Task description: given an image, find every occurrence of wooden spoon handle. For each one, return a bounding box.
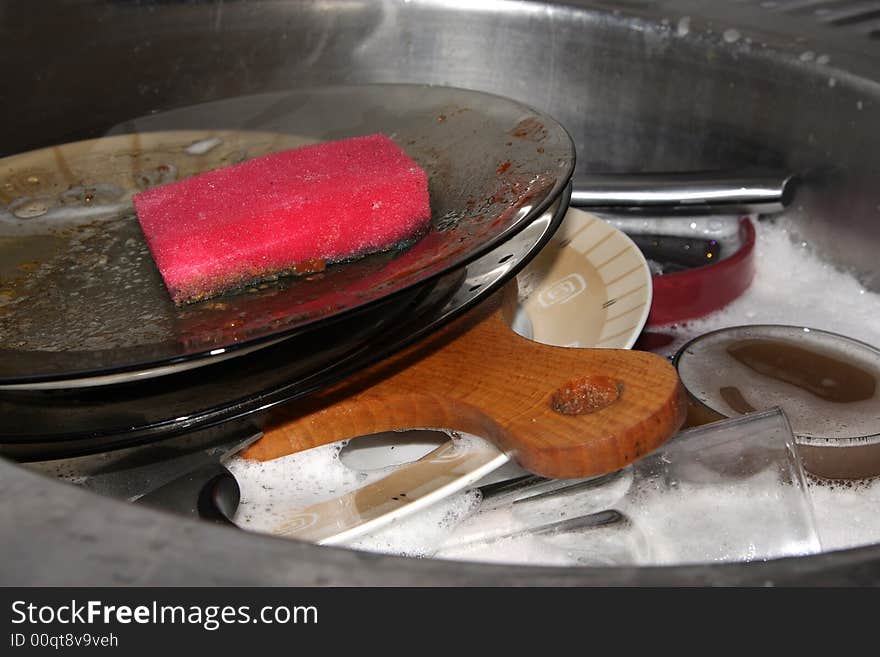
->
[244,285,687,478]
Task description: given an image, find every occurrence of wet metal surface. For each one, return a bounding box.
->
[2,0,880,585]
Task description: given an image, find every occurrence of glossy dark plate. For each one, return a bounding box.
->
[0,191,569,460]
[0,84,575,387]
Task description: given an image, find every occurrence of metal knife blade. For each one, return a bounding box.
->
[271,438,510,546]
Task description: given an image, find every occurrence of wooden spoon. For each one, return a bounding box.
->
[242,284,687,479]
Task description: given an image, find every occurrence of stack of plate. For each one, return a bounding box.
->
[0,85,577,459]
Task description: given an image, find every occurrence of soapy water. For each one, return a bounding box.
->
[651,214,880,358]
[227,438,483,559]
[435,467,819,566]
[228,429,852,566]
[227,213,880,566]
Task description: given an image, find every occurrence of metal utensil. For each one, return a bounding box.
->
[571,170,797,214]
[270,439,509,545]
[261,446,633,546]
[435,409,821,565]
[26,431,260,521]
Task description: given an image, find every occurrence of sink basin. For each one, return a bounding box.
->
[2,0,879,585]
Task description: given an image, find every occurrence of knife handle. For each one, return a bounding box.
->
[135,462,240,524]
[243,285,686,479]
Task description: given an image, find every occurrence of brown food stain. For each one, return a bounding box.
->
[508,117,548,142]
[551,376,622,415]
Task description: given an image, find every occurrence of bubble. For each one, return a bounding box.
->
[58,183,126,207]
[676,16,690,37]
[9,195,53,219]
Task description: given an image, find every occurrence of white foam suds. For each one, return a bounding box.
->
[676,16,690,37]
[653,215,880,357]
[229,215,880,566]
[800,50,816,62]
[435,470,820,567]
[722,29,740,44]
[228,442,377,534]
[227,434,486,555]
[808,477,880,552]
[348,491,483,558]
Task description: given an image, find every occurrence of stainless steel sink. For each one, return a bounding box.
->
[2,0,880,585]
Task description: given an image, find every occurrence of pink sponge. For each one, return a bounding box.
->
[133,133,431,304]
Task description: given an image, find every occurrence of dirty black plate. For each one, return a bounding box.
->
[0,191,569,460]
[0,84,575,387]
